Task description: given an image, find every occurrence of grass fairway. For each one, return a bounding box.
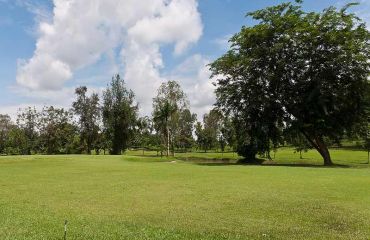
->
[0,150,369,239]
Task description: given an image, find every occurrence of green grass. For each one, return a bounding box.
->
[0,149,369,239]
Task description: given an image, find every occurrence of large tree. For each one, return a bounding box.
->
[132,116,157,154]
[38,106,76,154]
[210,1,370,165]
[72,86,100,154]
[175,109,197,151]
[195,121,206,152]
[0,114,13,154]
[102,74,138,155]
[203,109,222,151]
[195,109,225,152]
[16,107,39,155]
[152,81,190,156]
[5,127,28,155]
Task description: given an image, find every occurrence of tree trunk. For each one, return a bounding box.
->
[314,136,333,166]
[301,131,333,166]
[171,139,175,157]
[300,150,302,159]
[167,124,170,157]
[87,146,91,155]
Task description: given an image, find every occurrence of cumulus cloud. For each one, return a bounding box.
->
[213,34,233,51]
[0,88,74,121]
[168,54,216,119]
[16,0,203,115]
[1,86,106,121]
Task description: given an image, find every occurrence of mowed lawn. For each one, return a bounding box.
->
[0,149,369,239]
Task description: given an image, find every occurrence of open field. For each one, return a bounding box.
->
[0,149,369,239]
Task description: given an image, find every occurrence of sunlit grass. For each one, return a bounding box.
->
[0,149,369,239]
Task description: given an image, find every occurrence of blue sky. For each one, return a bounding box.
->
[0,0,368,118]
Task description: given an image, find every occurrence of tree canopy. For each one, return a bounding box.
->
[210,1,370,165]
[152,81,193,156]
[102,74,138,155]
[72,86,100,154]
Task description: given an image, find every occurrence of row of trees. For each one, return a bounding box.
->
[0,75,139,155]
[0,76,238,156]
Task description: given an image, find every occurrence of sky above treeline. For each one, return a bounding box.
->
[0,0,369,119]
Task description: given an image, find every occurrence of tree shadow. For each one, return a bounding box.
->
[193,159,352,169]
[127,151,363,169]
[176,157,235,162]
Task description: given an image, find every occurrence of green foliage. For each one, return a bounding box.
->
[16,107,39,154]
[284,128,312,159]
[38,106,77,154]
[195,110,236,153]
[131,116,160,152]
[175,109,197,150]
[0,114,13,154]
[210,1,370,165]
[219,116,237,152]
[198,109,221,152]
[102,74,138,155]
[72,86,100,154]
[4,127,28,155]
[152,81,194,156]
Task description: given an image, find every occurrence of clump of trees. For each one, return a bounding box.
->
[0,77,237,156]
[152,81,196,156]
[210,1,370,165]
[0,75,137,155]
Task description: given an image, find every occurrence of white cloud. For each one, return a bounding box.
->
[16,0,203,116]
[0,104,43,121]
[0,85,105,121]
[15,0,52,23]
[17,55,72,90]
[168,54,216,120]
[213,34,233,51]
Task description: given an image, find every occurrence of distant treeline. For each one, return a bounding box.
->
[0,74,368,158]
[0,75,236,156]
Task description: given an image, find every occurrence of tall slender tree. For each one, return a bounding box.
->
[0,114,13,154]
[72,86,100,154]
[175,109,197,151]
[102,74,138,155]
[152,81,189,156]
[17,107,39,155]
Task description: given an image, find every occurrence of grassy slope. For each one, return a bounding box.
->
[0,149,369,240]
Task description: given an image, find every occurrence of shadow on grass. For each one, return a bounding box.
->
[126,152,365,169]
[175,157,235,162]
[193,159,352,169]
